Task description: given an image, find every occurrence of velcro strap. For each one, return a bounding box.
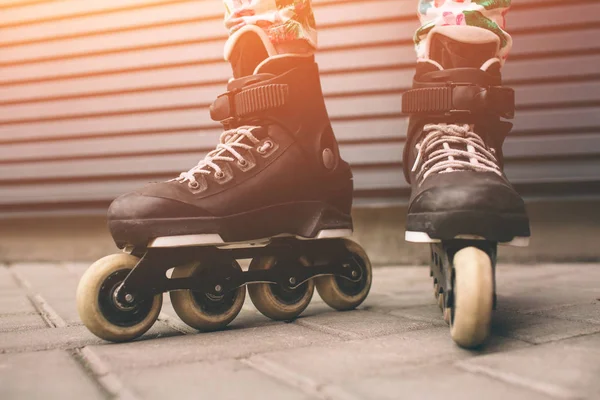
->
[210,84,289,122]
[235,84,289,117]
[402,84,514,119]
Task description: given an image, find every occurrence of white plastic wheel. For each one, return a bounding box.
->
[76,253,163,342]
[315,239,372,311]
[248,256,314,320]
[449,246,494,348]
[169,262,245,331]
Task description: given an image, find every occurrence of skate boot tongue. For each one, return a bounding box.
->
[226,27,273,78]
[225,24,315,78]
[422,26,500,71]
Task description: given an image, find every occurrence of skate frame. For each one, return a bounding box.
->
[115,238,364,305]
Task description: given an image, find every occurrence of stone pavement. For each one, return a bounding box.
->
[1,261,599,400]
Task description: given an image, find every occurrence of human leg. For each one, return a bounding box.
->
[404,0,530,348]
[223,0,317,55]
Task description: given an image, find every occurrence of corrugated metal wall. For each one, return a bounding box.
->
[1,0,599,218]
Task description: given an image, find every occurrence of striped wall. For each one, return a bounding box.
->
[1,0,599,219]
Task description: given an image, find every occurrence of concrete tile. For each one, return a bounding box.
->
[0,322,179,354]
[62,262,90,279]
[0,294,37,315]
[0,313,46,333]
[530,302,600,324]
[90,321,339,371]
[0,350,104,400]
[492,310,600,344]
[362,291,436,313]
[32,295,81,326]
[295,309,433,339]
[11,263,78,290]
[458,336,600,399]
[299,301,338,317]
[346,365,551,400]
[10,263,83,324]
[498,264,580,286]
[500,264,600,291]
[370,266,432,295]
[562,332,600,349]
[497,287,597,314]
[122,359,313,400]
[0,267,20,291]
[388,304,448,326]
[247,327,529,385]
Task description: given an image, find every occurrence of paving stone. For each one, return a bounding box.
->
[122,359,313,400]
[0,313,46,333]
[498,266,600,311]
[491,310,600,344]
[388,304,448,326]
[500,264,600,290]
[0,293,37,315]
[346,365,551,400]
[362,291,436,313]
[458,334,600,399]
[0,350,105,399]
[562,332,600,348]
[30,295,81,326]
[299,301,339,317]
[63,262,90,279]
[246,327,529,385]
[11,263,79,290]
[0,322,179,354]
[11,263,84,325]
[370,266,433,294]
[90,320,338,371]
[530,302,600,324]
[295,309,433,339]
[0,262,598,399]
[497,287,597,314]
[498,264,581,286]
[0,267,20,292]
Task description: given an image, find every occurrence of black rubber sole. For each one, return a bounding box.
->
[109,201,353,248]
[406,210,530,242]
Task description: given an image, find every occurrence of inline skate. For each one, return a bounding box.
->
[402,27,531,348]
[76,26,372,342]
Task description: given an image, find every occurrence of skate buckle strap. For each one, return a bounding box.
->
[402,84,514,119]
[210,84,290,124]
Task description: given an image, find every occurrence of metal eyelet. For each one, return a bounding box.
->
[237,159,248,167]
[186,177,207,193]
[214,171,226,179]
[257,140,274,155]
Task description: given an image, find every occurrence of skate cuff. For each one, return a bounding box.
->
[401,84,514,119]
[210,84,290,123]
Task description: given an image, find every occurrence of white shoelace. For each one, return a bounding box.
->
[175,125,262,187]
[411,123,501,183]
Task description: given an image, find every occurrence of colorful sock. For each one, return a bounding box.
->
[223,0,317,48]
[415,0,512,63]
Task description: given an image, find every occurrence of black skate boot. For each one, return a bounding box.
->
[402,26,530,348]
[76,26,372,342]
